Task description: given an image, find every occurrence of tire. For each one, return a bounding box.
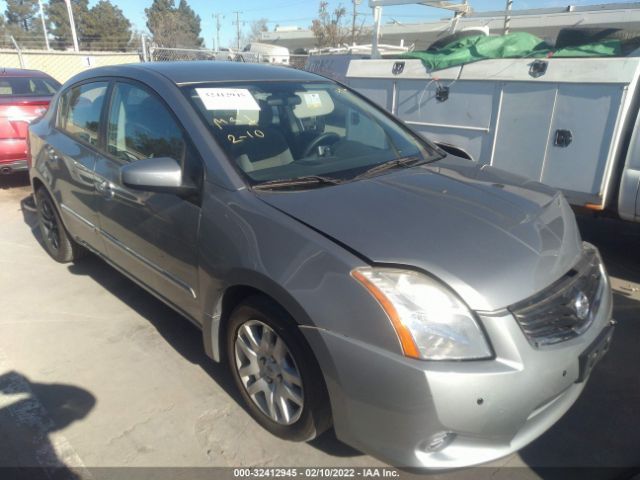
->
[226,295,332,441]
[35,187,84,263]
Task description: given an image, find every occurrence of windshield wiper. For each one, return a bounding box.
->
[354,156,427,180]
[253,175,343,190]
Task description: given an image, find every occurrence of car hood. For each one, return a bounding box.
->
[256,157,583,311]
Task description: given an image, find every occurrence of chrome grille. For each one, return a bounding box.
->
[509,245,604,347]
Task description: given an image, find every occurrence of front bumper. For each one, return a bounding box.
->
[301,273,613,469]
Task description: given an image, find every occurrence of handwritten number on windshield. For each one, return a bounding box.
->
[214,114,258,131]
[227,130,265,144]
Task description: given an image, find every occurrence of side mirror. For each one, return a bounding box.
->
[120,157,197,195]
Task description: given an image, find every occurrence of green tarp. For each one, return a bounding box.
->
[400,32,622,71]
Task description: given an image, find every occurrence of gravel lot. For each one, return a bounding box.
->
[1,173,639,480]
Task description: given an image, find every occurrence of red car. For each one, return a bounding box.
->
[0,68,60,175]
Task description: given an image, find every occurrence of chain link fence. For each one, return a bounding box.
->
[0,34,309,82]
[1,32,142,53]
[149,46,308,69]
[149,46,221,62]
[0,34,143,83]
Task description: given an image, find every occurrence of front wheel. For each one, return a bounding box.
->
[226,296,331,441]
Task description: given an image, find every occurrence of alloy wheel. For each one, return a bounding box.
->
[38,195,60,251]
[234,319,304,425]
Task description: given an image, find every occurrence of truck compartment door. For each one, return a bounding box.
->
[541,84,623,195]
[491,83,556,181]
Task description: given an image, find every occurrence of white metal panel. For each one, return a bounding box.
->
[395,79,496,162]
[395,79,495,128]
[542,84,625,195]
[348,78,394,111]
[408,126,486,161]
[460,58,640,84]
[491,83,557,181]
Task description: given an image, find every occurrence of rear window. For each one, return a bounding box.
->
[0,77,60,96]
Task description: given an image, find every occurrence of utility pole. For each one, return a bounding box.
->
[64,0,79,52]
[37,0,50,51]
[351,0,357,45]
[213,13,223,51]
[233,11,242,50]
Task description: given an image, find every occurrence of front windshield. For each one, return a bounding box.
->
[183,81,442,185]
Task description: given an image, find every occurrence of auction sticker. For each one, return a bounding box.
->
[303,92,323,109]
[196,88,260,111]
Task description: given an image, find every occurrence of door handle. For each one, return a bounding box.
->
[46,146,59,161]
[96,180,114,199]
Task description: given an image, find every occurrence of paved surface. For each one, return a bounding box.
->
[0,173,639,479]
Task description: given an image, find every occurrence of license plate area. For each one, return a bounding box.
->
[576,325,614,383]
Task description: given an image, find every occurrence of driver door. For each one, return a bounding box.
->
[93,81,203,319]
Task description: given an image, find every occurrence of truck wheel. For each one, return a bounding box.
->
[35,187,84,263]
[226,295,332,441]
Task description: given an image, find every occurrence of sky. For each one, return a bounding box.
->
[3,0,640,48]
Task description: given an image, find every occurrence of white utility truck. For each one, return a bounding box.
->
[306,1,640,222]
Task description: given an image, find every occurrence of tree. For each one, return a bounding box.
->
[5,0,39,32]
[311,1,348,48]
[4,0,48,49]
[47,0,91,49]
[84,0,132,51]
[177,0,203,47]
[246,18,268,43]
[145,0,203,48]
[0,15,10,48]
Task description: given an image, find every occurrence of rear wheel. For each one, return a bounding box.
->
[35,187,84,263]
[226,296,331,441]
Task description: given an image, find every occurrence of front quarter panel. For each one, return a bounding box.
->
[197,182,404,360]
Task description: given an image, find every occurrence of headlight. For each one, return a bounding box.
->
[352,268,492,360]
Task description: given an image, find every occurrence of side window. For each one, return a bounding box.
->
[106,82,186,163]
[57,82,108,146]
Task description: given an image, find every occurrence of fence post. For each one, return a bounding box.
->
[148,46,155,62]
[504,0,513,35]
[141,35,148,62]
[10,36,25,68]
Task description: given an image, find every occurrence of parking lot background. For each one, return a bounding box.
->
[1,173,639,479]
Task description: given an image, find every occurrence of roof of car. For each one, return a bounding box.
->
[0,67,52,78]
[84,61,328,85]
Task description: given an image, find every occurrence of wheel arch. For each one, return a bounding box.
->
[202,276,315,364]
[31,176,67,229]
[31,175,46,194]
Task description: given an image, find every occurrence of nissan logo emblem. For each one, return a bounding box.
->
[574,291,590,321]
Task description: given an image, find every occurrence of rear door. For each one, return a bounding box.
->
[93,80,203,319]
[44,80,109,252]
